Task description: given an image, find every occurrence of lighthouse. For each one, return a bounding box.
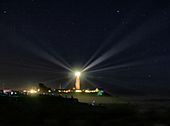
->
[75,71,81,90]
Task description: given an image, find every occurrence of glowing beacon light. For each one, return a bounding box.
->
[75,71,81,77]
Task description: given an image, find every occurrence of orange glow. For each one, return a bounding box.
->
[75,76,80,90]
[28,89,37,94]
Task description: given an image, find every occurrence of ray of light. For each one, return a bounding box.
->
[87,55,165,73]
[23,41,73,72]
[82,24,129,70]
[87,63,135,73]
[82,3,144,70]
[17,27,73,71]
[83,12,168,72]
[84,48,143,72]
[82,2,146,70]
[21,57,63,70]
[34,49,72,72]
[82,41,133,72]
[82,30,139,72]
[37,41,73,69]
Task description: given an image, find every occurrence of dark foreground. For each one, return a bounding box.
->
[0,95,170,126]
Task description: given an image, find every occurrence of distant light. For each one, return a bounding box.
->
[91,100,96,106]
[23,90,27,93]
[65,90,71,93]
[75,90,82,93]
[75,71,81,77]
[84,88,100,93]
[97,90,104,96]
[3,90,11,94]
[29,89,37,94]
[85,90,91,93]
[37,89,40,92]
[3,10,7,14]
[116,10,120,13]
[48,90,51,93]
[95,88,99,92]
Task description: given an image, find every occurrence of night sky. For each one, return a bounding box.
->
[0,0,170,95]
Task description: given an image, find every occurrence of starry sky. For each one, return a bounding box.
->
[0,0,170,95]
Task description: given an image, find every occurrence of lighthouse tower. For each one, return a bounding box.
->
[75,71,81,90]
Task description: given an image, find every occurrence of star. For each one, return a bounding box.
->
[147,74,152,78]
[113,10,120,14]
[116,10,120,13]
[3,10,7,14]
